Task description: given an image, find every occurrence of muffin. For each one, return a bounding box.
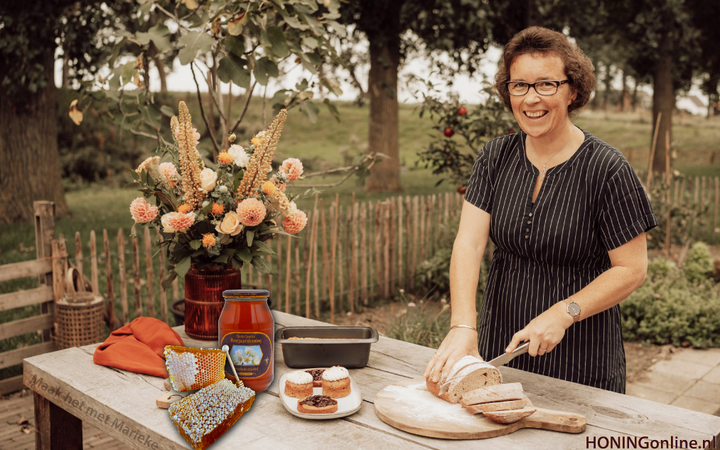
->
[321,366,351,398]
[284,370,313,398]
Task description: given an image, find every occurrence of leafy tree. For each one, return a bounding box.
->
[687,0,720,119]
[338,0,495,192]
[0,1,124,223]
[80,0,348,164]
[593,0,699,173]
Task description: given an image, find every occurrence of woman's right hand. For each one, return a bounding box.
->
[423,327,481,384]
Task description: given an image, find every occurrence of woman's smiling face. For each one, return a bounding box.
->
[508,52,576,140]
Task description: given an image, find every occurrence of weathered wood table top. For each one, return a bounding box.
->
[24,311,720,449]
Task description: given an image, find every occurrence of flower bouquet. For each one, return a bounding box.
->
[130,101,307,289]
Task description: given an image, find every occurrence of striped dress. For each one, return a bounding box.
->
[464,129,658,393]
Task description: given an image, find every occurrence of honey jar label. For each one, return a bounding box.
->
[220,332,273,379]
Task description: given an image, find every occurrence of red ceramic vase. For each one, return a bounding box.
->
[184,265,242,340]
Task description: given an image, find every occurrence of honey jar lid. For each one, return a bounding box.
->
[222,289,270,301]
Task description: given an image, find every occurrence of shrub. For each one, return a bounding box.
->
[683,242,714,284]
[621,249,720,348]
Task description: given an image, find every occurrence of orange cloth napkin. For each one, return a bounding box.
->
[93,317,184,377]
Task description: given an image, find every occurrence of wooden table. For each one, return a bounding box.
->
[24,312,720,450]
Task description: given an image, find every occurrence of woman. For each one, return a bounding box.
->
[423,26,657,393]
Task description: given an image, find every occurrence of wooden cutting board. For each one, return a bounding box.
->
[374,378,586,440]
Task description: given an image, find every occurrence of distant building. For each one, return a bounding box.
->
[676,95,708,116]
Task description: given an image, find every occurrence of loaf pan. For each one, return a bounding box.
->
[275,326,379,368]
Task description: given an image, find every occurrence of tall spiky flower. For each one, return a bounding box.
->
[176,102,206,209]
[238,109,287,198]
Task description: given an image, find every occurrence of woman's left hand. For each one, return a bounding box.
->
[505,302,574,357]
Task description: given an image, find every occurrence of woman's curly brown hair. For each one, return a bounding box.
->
[494,26,596,114]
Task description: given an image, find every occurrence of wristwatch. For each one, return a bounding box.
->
[564,300,581,323]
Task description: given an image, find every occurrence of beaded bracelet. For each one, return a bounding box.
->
[450,324,477,332]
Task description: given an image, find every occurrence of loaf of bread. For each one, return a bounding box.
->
[426,355,502,404]
[169,379,255,450]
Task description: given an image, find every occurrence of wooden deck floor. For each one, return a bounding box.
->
[0,389,130,450]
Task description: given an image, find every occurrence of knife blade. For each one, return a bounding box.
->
[488,342,530,367]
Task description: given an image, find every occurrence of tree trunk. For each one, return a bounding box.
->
[364,17,402,192]
[0,50,70,223]
[631,78,639,112]
[651,31,674,174]
[620,70,627,112]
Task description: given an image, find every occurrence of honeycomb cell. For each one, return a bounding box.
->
[164,346,227,392]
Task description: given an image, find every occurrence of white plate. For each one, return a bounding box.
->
[278,371,362,420]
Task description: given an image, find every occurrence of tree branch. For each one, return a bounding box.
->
[231,81,257,134]
[292,154,382,188]
[190,62,221,156]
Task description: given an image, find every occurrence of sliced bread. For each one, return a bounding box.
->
[426,356,502,404]
[460,382,524,407]
[483,406,537,424]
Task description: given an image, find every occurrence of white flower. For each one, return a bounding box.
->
[218,185,228,194]
[228,144,250,168]
[199,168,217,192]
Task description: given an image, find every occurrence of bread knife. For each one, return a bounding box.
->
[488,342,530,367]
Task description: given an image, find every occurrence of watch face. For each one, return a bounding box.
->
[567,302,581,317]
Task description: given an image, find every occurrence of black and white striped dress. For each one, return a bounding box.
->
[464,129,658,393]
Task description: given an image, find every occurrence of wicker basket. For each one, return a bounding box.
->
[53,292,107,350]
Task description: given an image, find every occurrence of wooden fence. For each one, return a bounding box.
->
[2,173,718,395]
[0,202,56,395]
[51,192,466,330]
[642,172,720,245]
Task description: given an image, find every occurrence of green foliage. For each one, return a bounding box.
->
[683,242,714,284]
[645,173,710,250]
[621,252,720,348]
[76,0,346,151]
[57,89,149,189]
[0,1,124,103]
[387,298,452,349]
[414,81,517,188]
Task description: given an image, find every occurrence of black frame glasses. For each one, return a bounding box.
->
[506,80,569,96]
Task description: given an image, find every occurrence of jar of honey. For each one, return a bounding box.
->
[218,289,274,393]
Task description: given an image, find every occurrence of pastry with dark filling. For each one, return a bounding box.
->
[297,395,338,414]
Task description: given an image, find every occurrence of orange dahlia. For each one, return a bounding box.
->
[282,209,307,234]
[280,158,303,182]
[161,212,195,233]
[159,162,179,187]
[236,198,267,227]
[129,198,158,224]
[178,204,192,213]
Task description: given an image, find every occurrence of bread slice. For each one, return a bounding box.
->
[460,382,524,407]
[426,356,502,404]
[483,406,537,424]
[466,398,527,415]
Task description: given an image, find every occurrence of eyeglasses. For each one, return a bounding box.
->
[506,80,569,96]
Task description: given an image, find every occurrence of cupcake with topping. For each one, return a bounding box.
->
[321,366,351,398]
[284,370,313,398]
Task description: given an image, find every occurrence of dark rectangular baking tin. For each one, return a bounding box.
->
[275,326,379,368]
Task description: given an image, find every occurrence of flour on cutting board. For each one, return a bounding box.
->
[381,383,480,426]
